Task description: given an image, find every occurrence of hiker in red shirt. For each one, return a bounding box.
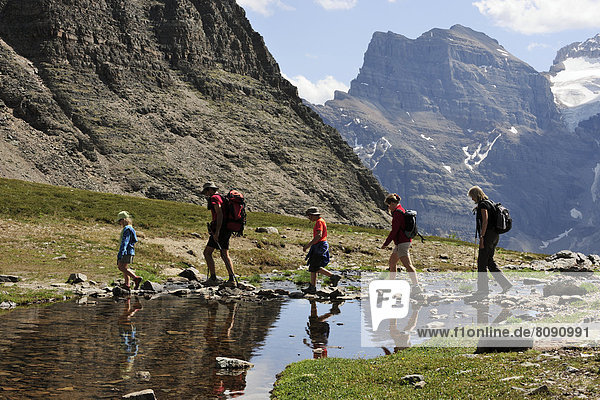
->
[381,194,423,296]
[201,182,237,287]
[302,207,341,294]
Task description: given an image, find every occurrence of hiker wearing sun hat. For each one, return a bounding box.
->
[201,182,237,287]
[116,211,142,291]
[302,207,341,294]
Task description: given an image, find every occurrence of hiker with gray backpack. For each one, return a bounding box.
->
[381,193,423,298]
[467,185,512,300]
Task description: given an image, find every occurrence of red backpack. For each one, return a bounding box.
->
[222,189,246,236]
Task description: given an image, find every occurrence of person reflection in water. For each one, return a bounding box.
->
[303,300,341,359]
[207,301,247,398]
[381,304,421,355]
[118,296,142,374]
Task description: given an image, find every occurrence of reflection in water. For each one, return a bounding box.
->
[381,304,421,355]
[119,297,142,374]
[0,296,283,399]
[303,300,341,359]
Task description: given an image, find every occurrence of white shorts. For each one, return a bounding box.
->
[393,242,411,258]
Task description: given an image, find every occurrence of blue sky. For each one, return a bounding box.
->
[235,0,600,104]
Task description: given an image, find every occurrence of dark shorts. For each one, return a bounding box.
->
[118,255,134,264]
[207,229,232,250]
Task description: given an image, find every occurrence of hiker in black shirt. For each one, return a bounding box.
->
[468,186,512,298]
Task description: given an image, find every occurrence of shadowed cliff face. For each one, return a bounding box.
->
[314,25,600,252]
[0,0,387,225]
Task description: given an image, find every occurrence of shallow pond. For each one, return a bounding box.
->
[0,296,382,399]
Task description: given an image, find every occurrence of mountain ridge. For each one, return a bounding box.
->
[0,0,388,226]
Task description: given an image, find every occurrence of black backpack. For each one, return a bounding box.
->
[394,209,426,243]
[482,200,512,234]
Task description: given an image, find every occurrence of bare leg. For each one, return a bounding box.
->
[220,249,235,278]
[204,246,217,277]
[399,255,419,285]
[318,268,333,278]
[310,271,317,287]
[118,262,137,287]
[388,251,399,280]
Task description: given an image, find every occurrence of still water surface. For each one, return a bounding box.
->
[0,296,381,399]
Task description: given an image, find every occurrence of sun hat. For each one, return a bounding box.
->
[305,207,321,216]
[201,182,219,194]
[116,211,131,222]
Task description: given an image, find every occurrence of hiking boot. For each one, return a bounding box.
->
[329,274,341,287]
[302,285,317,295]
[500,282,513,294]
[203,277,222,287]
[133,277,143,290]
[223,278,237,288]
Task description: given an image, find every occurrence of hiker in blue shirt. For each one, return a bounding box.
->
[117,211,142,290]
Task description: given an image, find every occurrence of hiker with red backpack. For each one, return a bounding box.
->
[467,185,512,300]
[201,182,238,287]
[381,194,423,297]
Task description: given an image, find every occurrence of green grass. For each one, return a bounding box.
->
[0,286,73,305]
[293,270,311,285]
[272,347,600,399]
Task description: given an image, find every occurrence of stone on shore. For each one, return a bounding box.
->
[67,273,87,284]
[0,275,20,282]
[215,357,254,370]
[122,389,157,399]
[255,227,279,234]
[141,281,164,293]
[179,267,201,281]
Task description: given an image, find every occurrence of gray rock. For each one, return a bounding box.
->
[543,281,587,297]
[288,291,305,299]
[566,365,579,373]
[67,273,87,284]
[316,287,344,299]
[526,385,550,395]
[0,301,17,309]
[255,227,279,234]
[0,275,19,282]
[141,281,164,293]
[112,286,130,297]
[401,374,425,385]
[170,289,191,297]
[522,278,546,285]
[257,289,278,298]
[557,295,585,305]
[215,357,254,369]
[179,267,201,281]
[135,371,151,381]
[122,389,156,400]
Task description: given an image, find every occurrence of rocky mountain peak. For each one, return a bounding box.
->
[0,0,387,225]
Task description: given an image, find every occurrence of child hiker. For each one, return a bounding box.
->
[116,211,142,291]
[302,207,341,294]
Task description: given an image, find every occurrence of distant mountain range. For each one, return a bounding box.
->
[0,0,387,226]
[312,25,600,253]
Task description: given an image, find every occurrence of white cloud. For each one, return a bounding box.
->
[314,0,358,11]
[283,74,349,104]
[236,0,293,16]
[527,42,550,51]
[473,0,600,34]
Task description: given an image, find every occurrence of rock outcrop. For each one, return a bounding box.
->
[0,0,387,226]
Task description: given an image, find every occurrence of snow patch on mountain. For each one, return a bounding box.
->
[353,137,392,169]
[591,163,600,202]
[540,228,573,250]
[462,133,502,170]
[550,57,600,131]
[570,208,583,219]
